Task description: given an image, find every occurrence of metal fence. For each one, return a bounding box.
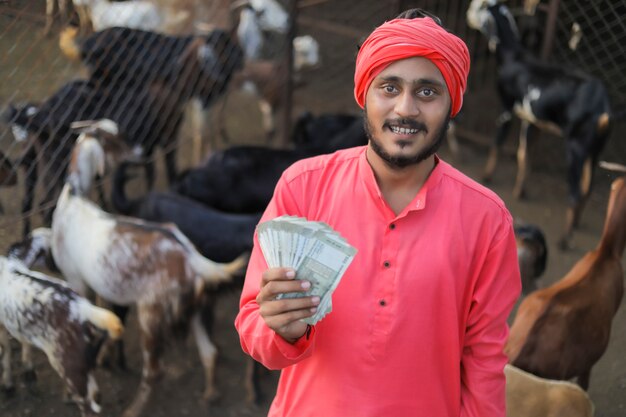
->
[0,0,625,236]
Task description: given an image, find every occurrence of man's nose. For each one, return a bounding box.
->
[394,91,420,118]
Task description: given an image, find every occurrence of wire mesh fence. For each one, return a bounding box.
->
[0,0,625,237]
[1,2,626,417]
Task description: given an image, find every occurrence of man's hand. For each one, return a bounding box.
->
[256,267,320,343]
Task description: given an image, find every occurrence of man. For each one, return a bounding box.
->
[235,9,521,417]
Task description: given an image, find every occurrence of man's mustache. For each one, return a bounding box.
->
[384,118,428,133]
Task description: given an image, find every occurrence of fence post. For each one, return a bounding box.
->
[280,0,298,147]
[540,0,561,61]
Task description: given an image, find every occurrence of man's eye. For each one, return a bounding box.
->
[419,88,435,97]
[383,85,397,93]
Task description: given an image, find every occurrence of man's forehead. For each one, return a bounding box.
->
[375,57,447,87]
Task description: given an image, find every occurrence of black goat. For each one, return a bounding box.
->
[61,27,244,110]
[173,112,367,212]
[4,81,180,237]
[4,29,243,237]
[467,0,613,249]
[112,161,260,263]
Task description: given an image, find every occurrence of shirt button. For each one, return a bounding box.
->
[389,223,396,230]
[383,261,390,268]
[379,299,386,306]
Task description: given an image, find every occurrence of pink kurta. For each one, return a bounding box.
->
[235,146,521,417]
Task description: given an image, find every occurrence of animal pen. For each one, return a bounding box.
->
[0,0,625,417]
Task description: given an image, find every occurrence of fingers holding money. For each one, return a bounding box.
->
[257,267,320,342]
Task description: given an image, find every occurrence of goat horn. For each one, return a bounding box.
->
[599,161,626,173]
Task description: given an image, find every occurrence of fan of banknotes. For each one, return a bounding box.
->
[257,215,358,325]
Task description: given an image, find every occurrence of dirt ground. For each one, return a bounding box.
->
[0,2,625,417]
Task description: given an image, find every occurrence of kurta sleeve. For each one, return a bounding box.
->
[234,171,317,370]
[460,213,521,417]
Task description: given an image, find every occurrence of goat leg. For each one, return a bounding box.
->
[191,313,221,403]
[259,99,276,143]
[0,326,15,394]
[20,343,36,385]
[143,161,156,191]
[122,305,162,417]
[191,99,211,164]
[513,120,535,200]
[96,304,129,370]
[244,357,265,406]
[42,0,55,37]
[483,111,513,183]
[559,149,594,249]
[163,146,178,186]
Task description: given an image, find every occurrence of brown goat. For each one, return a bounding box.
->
[505,175,626,389]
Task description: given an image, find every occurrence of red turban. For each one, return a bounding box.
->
[354,17,470,117]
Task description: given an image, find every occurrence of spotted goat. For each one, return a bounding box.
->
[50,122,248,417]
[0,248,123,417]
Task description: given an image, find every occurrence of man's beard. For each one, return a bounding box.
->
[364,110,451,170]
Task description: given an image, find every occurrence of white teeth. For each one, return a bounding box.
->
[390,126,418,135]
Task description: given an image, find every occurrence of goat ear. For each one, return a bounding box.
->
[70,120,98,133]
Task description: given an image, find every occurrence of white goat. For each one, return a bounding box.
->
[71,0,190,34]
[50,122,248,417]
[505,364,595,417]
[0,255,123,417]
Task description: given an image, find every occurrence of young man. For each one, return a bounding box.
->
[235,9,521,417]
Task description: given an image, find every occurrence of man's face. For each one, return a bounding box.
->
[364,56,451,170]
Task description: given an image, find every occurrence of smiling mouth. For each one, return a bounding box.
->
[389,125,420,135]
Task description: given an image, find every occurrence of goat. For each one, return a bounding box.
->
[112,161,260,263]
[61,0,300,156]
[6,227,57,272]
[4,103,122,237]
[504,170,626,389]
[466,0,613,249]
[173,112,366,213]
[71,0,191,34]
[0,254,123,417]
[6,27,243,237]
[514,220,548,295]
[50,128,249,417]
[59,24,245,164]
[504,364,595,417]
[112,160,265,404]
